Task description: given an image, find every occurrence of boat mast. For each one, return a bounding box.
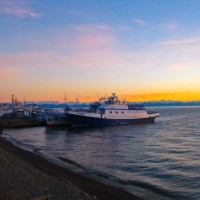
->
[64,91,67,105]
[12,94,14,106]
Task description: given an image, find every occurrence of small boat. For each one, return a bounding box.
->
[45,113,70,127]
[66,93,160,127]
[45,106,71,127]
[0,104,13,117]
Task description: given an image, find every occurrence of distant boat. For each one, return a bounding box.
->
[66,93,160,127]
[0,104,13,117]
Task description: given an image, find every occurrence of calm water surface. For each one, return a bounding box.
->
[2,107,200,200]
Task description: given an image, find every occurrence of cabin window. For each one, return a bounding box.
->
[121,111,124,114]
[110,111,112,114]
[116,111,118,114]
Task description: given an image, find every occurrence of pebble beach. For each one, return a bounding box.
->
[0,134,143,200]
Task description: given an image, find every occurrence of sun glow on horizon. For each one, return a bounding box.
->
[1,91,200,103]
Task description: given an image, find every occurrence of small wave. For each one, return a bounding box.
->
[127,180,182,200]
[58,156,127,185]
[1,133,39,153]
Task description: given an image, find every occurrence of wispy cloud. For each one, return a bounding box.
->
[169,63,198,71]
[0,22,166,73]
[1,22,200,81]
[158,22,178,31]
[0,52,63,69]
[134,19,147,25]
[0,7,40,18]
[73,24,111,36]
[0,50,117,70]
[160,37,200,46]
[0,1,40,18]
[155,35,200,72]
[73,35,113,49]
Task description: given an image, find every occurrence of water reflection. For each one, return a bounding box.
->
[3,107,200,200]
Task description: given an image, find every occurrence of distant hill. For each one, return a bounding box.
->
[33,100,200,107]
[1,100,200,108]
[143,100,200,107]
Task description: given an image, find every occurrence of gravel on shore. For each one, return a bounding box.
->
[0,135,144,200]
[0,139,93,200]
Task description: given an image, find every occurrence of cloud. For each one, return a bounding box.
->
[46,24,120,68]
[157,35,200,71]
[46,24,114,50]
[134,19,146,25]
[74,24,111,32]
[0,23,165,73]
[0,52,66,69]
[158,22,178,31]
[73,35,114,49]
[1,22,200,80]
[160,37,200,46]
[0,2,40,18]
[0,50,116,70]
[169,63,198,71]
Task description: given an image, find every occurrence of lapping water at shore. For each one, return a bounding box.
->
[2,107,200,200]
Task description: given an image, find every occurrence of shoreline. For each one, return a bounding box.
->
[0,117,46,128]
[0,135,144,200]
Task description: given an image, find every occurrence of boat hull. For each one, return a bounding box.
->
[67,113,158,127]
[45,113,70,127]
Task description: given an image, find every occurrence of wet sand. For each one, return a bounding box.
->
[0,135,144,200]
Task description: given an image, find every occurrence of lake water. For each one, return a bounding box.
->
[2,107,200,200]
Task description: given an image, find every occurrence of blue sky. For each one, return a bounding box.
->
[1,0,200,102]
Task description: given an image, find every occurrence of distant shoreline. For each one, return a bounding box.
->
[0,135,144,200]
[1,101,200,107]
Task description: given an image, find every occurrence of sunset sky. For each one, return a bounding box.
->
[1,0,200,102]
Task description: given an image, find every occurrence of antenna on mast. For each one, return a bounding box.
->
[64,91,67,104]
[76,94,79,103]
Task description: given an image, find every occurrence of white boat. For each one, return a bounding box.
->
[66,93,160,127]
